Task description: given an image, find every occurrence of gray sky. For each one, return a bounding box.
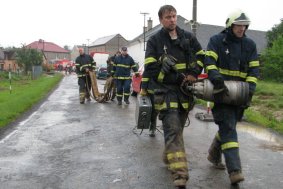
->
[0,0,281,48]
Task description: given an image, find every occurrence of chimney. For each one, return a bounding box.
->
[143,26,147,33]
[147,17,153,31]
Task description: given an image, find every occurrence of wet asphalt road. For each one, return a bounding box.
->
[0,74,283,189]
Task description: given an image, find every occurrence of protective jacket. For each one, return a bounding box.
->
[112,54,138,79]
[142,26,205,111]
[75,53,96,77]
[205,28,259,93]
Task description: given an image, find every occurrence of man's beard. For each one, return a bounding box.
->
[165,25,175,32]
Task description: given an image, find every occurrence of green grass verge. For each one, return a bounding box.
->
[0,73,63,128]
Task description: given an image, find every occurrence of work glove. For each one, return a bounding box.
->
[160,56,177,73]
[140,89,148,96]
[212,77,229,103]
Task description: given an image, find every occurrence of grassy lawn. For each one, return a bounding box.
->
[246,80,283,134]
[0,72,63,128]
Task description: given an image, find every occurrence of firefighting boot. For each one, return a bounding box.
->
[207,137,226,170]
[149,112,158,137]
[80,92,85,104]
[229,171,245,184]
[85,93,91,101]
[173,177,187,188]
[168,151,189,188]
[117,96,122,105]
[149,122,156,137]
[124,96,130,104]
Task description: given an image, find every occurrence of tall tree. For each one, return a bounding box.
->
[266,19,283,48]
[261,36,283,82]
[16,48,43,74]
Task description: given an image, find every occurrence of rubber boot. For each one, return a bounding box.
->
[149,111,158,137]
[124,96,130,104]
[117,96,122,105]
[149,122,156,137]
[167,151,189,188]
[80,92,85,104]
[85,93,91,101]
[229,171,244,184]
[207,137,226,170]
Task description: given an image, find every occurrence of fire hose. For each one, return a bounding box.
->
[183,79,250,106]
[86,71,115,103]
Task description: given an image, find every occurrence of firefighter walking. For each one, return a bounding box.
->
[112,47,139,105]
[75,48,96,104]
[141,5,205,188]
[204,10,260,184]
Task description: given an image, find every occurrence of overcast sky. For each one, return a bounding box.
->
[0,0,282,48]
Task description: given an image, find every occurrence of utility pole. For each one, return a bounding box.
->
[140,12,149,51]
[192,0,197,36]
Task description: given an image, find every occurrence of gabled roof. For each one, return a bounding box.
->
[90,34,118,46]
[130,15,267,53]
[26,40,69,53]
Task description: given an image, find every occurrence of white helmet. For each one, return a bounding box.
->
[225,10,250,28]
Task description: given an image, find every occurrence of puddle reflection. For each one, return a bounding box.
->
[237,122,283,152]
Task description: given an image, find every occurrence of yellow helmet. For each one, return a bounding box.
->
[225,10,250,28]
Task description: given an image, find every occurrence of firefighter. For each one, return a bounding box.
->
[112,47,139,105]
[75,48,96,104]
[142,5,205,188]
[204,10,260,184]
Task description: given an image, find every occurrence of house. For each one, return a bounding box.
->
[88,34,128,56]
[26,39,70,64]
[0,49,18,71]
[127,15,267,67]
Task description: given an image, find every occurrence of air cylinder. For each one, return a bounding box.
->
[191,79,250,106]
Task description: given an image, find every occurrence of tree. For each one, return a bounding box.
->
[16,47,43,74]
[64,45,70,51]
[261,35,283,82]
[266,19,283,48]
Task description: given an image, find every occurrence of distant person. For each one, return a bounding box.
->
[75,48,96,104]
[112,47,139,105]
[204,10,260,184]
[141,5,205,188]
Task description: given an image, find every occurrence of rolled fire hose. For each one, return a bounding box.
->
[186,79,250,106]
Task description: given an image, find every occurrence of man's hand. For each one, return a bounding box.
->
[135,73,140,78]
[185,75,197,84]
[139,89,148,96]
[85,68,89,73]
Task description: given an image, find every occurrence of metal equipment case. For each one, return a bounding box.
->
[135,95,152,129]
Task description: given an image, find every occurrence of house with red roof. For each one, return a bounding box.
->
[26,39,70,64]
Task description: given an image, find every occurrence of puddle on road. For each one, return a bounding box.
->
[237,122,283,152]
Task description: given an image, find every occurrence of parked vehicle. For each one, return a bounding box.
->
[97,67,108,79]
[131,63,143,96]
